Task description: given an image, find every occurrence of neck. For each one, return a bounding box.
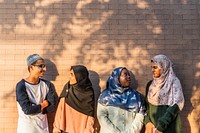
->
[25,75,40,84]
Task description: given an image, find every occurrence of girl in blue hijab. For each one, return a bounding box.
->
[97,67,146,133]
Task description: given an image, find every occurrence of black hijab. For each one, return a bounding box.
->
[60,65,95,117]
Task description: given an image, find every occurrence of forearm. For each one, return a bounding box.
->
[16,81,42,115]
[127,113,144,133]
[18,101,41,115]
[97,104,121,133]
[156,104,180,131]
[43,82,58,113]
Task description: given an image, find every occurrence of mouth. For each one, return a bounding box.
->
[40,71,45,75]
[126,79,131,82]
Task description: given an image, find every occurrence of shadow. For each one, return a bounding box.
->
[129,70,145,133]
[43,59,59,81]
[173,58,194,133]
[47,84,59,133]
[129,70,138,91]
[42,59,59,133]
[89,70,101,133]
[2,89,15,100]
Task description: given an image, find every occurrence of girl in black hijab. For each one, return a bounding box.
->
[53,65,95,133]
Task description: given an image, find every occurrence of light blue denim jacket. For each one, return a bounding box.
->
[97,103,144,133]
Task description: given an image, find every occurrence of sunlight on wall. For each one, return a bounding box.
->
[152,27,162,34]
[65,0,113,37]
[136,1,149,9]
[32,10,45,26]
[60,0,153,90]
[187,61,200,133]
[195,62,200,77]
[16,14,58,35]
[35,0,62,7]
[188,86,200,133]
[146,23,162,35]
[0,0,199,133]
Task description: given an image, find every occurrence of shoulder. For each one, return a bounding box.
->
[132,89,142,96]
[173,77,181,84]
[99,89,109,99]
[40,78,53,87]
[16,79,25,90]
[146,80,153,87]
[16,79,27,100]
[132,90,145,101]
[40,78,50,84]
[172,77,182,88]
[146,80,153,90]
[145,80,153,97]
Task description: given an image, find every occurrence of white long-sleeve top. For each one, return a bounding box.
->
[97,103,144,133]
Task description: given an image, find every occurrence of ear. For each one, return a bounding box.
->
[29,65,34,71]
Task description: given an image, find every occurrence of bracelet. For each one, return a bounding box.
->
[153,128,157,132]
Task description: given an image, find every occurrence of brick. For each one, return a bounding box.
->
[183,14,198,19]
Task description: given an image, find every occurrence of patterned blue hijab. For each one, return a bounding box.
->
[98,67,145,114]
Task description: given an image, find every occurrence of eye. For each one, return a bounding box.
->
[121,73,130,78]
[151,66,158,69]
[69,72,73,76]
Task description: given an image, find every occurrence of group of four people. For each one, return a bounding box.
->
[16,54,184,133]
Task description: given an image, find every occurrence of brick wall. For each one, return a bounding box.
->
[0,0,199,133]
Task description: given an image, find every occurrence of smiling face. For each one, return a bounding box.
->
[119,68,131,87]
[30,59,46,77]
[151,62,161,78]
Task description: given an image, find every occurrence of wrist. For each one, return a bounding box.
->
[41,100,49,110]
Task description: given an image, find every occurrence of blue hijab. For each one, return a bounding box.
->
[98,67,145,114]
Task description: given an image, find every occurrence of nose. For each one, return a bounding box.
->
[126,75,131,80]
[151,67,155,72]
[42,66,47,71]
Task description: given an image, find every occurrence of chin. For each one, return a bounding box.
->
[124,84,130,88]
[40,74,45,77]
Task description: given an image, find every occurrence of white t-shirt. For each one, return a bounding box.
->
[17,80,49,133]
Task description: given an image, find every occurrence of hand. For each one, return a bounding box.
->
[145,122,155,133]
[154,128,162,133]
[41,100,49,110]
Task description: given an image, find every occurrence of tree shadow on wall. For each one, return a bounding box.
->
[0,0,199,132]
[0,0,79,60]
[74,1,197,132]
